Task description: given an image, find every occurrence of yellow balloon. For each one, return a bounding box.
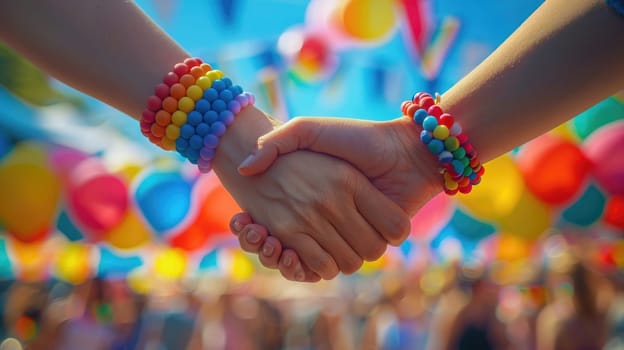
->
[457,155,524,221]
[154,248,187,280]
[497,190,553,241]
[496,234,532,261]
[9,239,54,281]
[55,243,92,284]
[105,210,150,250]
[337,0,397,41]
[0,163,61,241]
[4,142,47,166]
[549,122,579,142]
[230,250,254,282]
[127,269,152,295]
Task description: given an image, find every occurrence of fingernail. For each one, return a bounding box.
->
[295,268,305,282]
[247,229,260,244]
[283,255,292,267]
[262,243,274,256]
[238,154,256,170]
[232,219,243,233]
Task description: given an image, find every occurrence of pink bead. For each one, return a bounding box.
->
[228,100,242,114]
[439,113,454,127]
[147,95,162,112]
[154,83,170,99]
[427,105,443,118]
[140,121,152,132]
[247,93,255,105]
[142,109,155,123]
[163,72,179,86]
[173,63,189,76]
[235,94,249,106]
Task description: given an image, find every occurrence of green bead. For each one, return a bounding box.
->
[452,147,466,159]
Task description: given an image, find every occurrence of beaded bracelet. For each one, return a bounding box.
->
[140,57,255,173]
[401,92,484,195]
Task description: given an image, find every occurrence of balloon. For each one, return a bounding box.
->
[0,238,13,279]
[496,189,553,241]
[97,247,143,278]
[445,208,497,241]
[549,121,580,142]
[229,250,255,282]
[198,249,220,271]
[495,234,533,262]
[104,209,151,250]
[457,155,524,221]
[9,238,56,281]
[54,243,92,284]
[56,210,84,241]
[278,27,338,83]
[135,172,192,234]
[154,248,187,280]
[604,195,624,229]
[0,129,11,160]
[517,134,592,205]
[572,96,624,140]
[410,193,453,241]
[561,183,606,227]
[583,120,624,195]
[0,162,61,242]
[334,0,397,42]
[49,146,89,181]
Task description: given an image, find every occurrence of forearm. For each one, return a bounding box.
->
[0,0,188,119]
[441,0,624,162]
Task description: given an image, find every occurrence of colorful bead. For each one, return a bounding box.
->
[423,116,438,131]
[428,139,444,154]
[413,109,428,124]
[433,125,450,139]
[420,130,433,144]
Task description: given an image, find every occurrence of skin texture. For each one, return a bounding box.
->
[0,0,412,280]
[231,0,624,281]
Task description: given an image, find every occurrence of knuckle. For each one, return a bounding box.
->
[309,256,338,279]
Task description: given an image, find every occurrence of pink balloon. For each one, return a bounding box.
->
[410,193,453,241]
[49,146,90,180]
[583,120,624,195]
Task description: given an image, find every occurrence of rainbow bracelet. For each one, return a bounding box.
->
[401,92,484,195]
[140,57,255,173]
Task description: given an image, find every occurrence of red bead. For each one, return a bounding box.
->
[147,95,162,112]
[184,57,201,67]
[154,83,170,99]
[444,187,459,195]
[469,158,480,168]
[427,105,443,118]
[419,96,435,110]
[173,63,189,76]
[458,177,471,187]
[163,72,179,86]
[406,104,419,118]
[401,101,411,115]
[457,133,469,145]
[142,109,155,123]
[459,184,473,194]
[471,176,482,185]
[413,92,430,103]
[439,113,454,127]
[148,134,161,144]
[140,120,152,132]
[477,167,485,177]
[466,150,477,159]
[464,143,474,154]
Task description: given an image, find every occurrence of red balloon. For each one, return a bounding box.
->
[517,135,592,205]
[604,195,624,229]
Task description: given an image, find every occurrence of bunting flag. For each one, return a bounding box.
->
[421,16,460,81]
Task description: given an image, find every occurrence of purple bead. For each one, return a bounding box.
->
[212,99,227,112]
[248,93,255,104]
[198,164,212,173]
[200,147,215,160]
[198,157,212,168]
[219,110,234,125]
[203,134,219,148]
[211,122,227,137]
[196,123,210,136]
[188,111,203,126]
[203,110,218,124]
[439,151,453,163]
[203,88,218,102]
[420,130,433,144]
[212,79,225,92]
[413,109,428,125]
[180,124,195,139]
[228,100,242,114]
[196,99,211,114]
[189,135,203,149]
[235,94,249,106]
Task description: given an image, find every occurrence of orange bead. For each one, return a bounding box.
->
[200,63,212,73]
[190,66,204,79]
[162,96,178,113]
[151,123,166,138]
[179,74,195,87]
[161,137,176,151]
[155,110,171,126]
[406,104,419,118]
[170,83,186,100]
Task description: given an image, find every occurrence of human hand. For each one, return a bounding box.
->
[231,116,443,280]
[213,107,411,281]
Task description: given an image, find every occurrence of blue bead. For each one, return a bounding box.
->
[211,122,226,137]
[469,172,477,181]
[212,99,227,112]
[219,90,233,102]
[188,111,203,126]
[203,134,219,148]
[196,99,211,114]
[189,135,204,149]
[212,80,226,92]
[200,147,215,160]
[413,109,428,125]
[427,139,444,154]
[187,149,199,164]
[439,151,453,163]
[219,110,234,125]
[180,124,195,139]
[423,116,438,131]
[221,77,233,87]
[231,85,243,96]
[420,130,433,144]
[203,110,218,124]
[203,88,218,102]
[196,123,210,136]
[451,159,465,174]
[175,138,189,151]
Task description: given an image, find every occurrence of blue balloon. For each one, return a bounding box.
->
[0,238,13,279]
[56,210,84,241]
[198,249,220,271]
[97,247,143,278]
[135,172,192,234]
[561,183,606,227]
[448,208,497,241]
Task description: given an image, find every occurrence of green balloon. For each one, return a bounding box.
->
[573,96,624,139]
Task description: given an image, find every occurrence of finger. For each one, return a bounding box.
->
[278,250,321,283]
[285,234,340,280]
[333,207,388,263]
[257,236,282,269]
[352,177,411,246]
[237,224,268,254]
[229,212,254,236]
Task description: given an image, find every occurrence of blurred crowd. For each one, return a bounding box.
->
[1,247,624,350]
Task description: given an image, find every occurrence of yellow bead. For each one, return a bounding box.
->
[196,76,212,90]
[207,70,220,81]
[213,70,225,79]
[171,111,187,126]
[433,125,450,140]
[161,137,176,151]
[178,97,195,113]
[445,178,458,190]
[165,125,180,139]
[187,85,203,101]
